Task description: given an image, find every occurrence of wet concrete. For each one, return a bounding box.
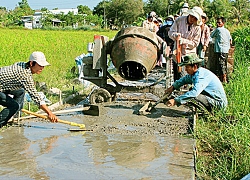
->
[0,100,195,180]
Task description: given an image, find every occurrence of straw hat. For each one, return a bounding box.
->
[187,6,203,26]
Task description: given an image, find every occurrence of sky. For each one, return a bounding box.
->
[0,0,103,10]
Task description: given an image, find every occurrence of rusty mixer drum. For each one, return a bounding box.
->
[110,27,160,81]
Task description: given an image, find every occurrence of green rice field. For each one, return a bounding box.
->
[0,28,117,90]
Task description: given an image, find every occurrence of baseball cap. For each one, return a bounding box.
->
[178,53,203,66]
[29,51,50,66]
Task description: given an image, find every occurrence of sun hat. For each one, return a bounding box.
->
[182,2,189,8]
[187,6,203,26]
[149,11,156,17]
[178,53,203,66]
[29,51,50,66]
[157,17,163,23]
[166,15,174,21]
[201,12,208,23]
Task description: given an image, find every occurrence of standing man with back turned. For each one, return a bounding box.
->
[210,16,232,83]
[0,51,58,127]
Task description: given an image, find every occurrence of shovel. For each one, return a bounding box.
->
[52,104,99,116]
[138,93,171,115]
[18,105,99,120]
[21,109,86,129]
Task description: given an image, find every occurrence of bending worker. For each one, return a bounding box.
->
[0,51,58,127]
[165,53,227,112]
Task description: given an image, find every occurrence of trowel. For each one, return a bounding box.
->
[138,93,171,115]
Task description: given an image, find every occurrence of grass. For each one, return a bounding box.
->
[195,26,250,179]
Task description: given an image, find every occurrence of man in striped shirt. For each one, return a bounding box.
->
[0,51,58,127]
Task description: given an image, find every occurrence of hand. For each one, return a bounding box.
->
[174,33,181,40]
[165,99,176,107]
[203,45,207,52]
[48,113,58,123]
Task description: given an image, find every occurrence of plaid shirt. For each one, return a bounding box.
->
[0,62,44,105]
[200,24,210,47]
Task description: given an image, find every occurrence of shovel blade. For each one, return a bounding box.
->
[138,102,152,115]
[83,104,99,116]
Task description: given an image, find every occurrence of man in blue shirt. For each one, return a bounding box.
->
[165,53,227,112]
[210,17,232,83]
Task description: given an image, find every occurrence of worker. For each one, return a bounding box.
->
[165,53,228,113]
[168,6,203,80]
[197,12,210,66]
[210,16,232,83]
[179,2,189,16]
[142,13,158,33]
[0,51,59,127]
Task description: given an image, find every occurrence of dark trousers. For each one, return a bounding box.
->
[0,89,25,127]
[214,52,228,76]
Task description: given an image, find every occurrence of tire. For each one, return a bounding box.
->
[89,88,112,104]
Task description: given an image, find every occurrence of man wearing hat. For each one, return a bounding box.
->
[180,2,189,16]
[197,12,210,65]
[164,53,227,112]
[157,15,175,49]
[169,6,203,80]
[142,13,158,33]
[0,51,59,127]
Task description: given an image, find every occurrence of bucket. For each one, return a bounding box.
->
[110,27,160,81]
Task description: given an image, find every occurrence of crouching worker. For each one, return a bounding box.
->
[165,53,227,113]
[0,51,58,127]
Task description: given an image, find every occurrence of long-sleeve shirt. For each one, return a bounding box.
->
[172,67,228,109]
[168,16,201,55]
[0,62,45,105]
[200,24,210,47]
[210,26,232,53]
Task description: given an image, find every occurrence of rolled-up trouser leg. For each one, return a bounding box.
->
[187,94,212,113]
[195,94,212,112]
[9,89,25,115]
[0,92,19,127]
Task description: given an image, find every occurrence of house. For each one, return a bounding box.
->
[49,8,78,15]
[21,8,78,29]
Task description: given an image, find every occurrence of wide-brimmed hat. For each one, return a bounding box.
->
[166,15,174,21]
[178,53,203,66]
[29,51,50,66]
[149,11,156,17]
[201,12,208,23]
[182,2,189,8]
[187,6,203,26]
[157,17,163,23]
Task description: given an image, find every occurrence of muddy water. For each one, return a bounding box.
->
[0,101,195,180]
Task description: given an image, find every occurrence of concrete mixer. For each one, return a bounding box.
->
[81,26,172,104]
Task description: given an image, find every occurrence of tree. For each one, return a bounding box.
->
[77,5,92,15]
[230,0,250,24]
[144,0,169,18]
[106,0,144,27]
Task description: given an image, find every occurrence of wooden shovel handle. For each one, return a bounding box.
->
[176,39,182,72]
[21,109,85,128]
